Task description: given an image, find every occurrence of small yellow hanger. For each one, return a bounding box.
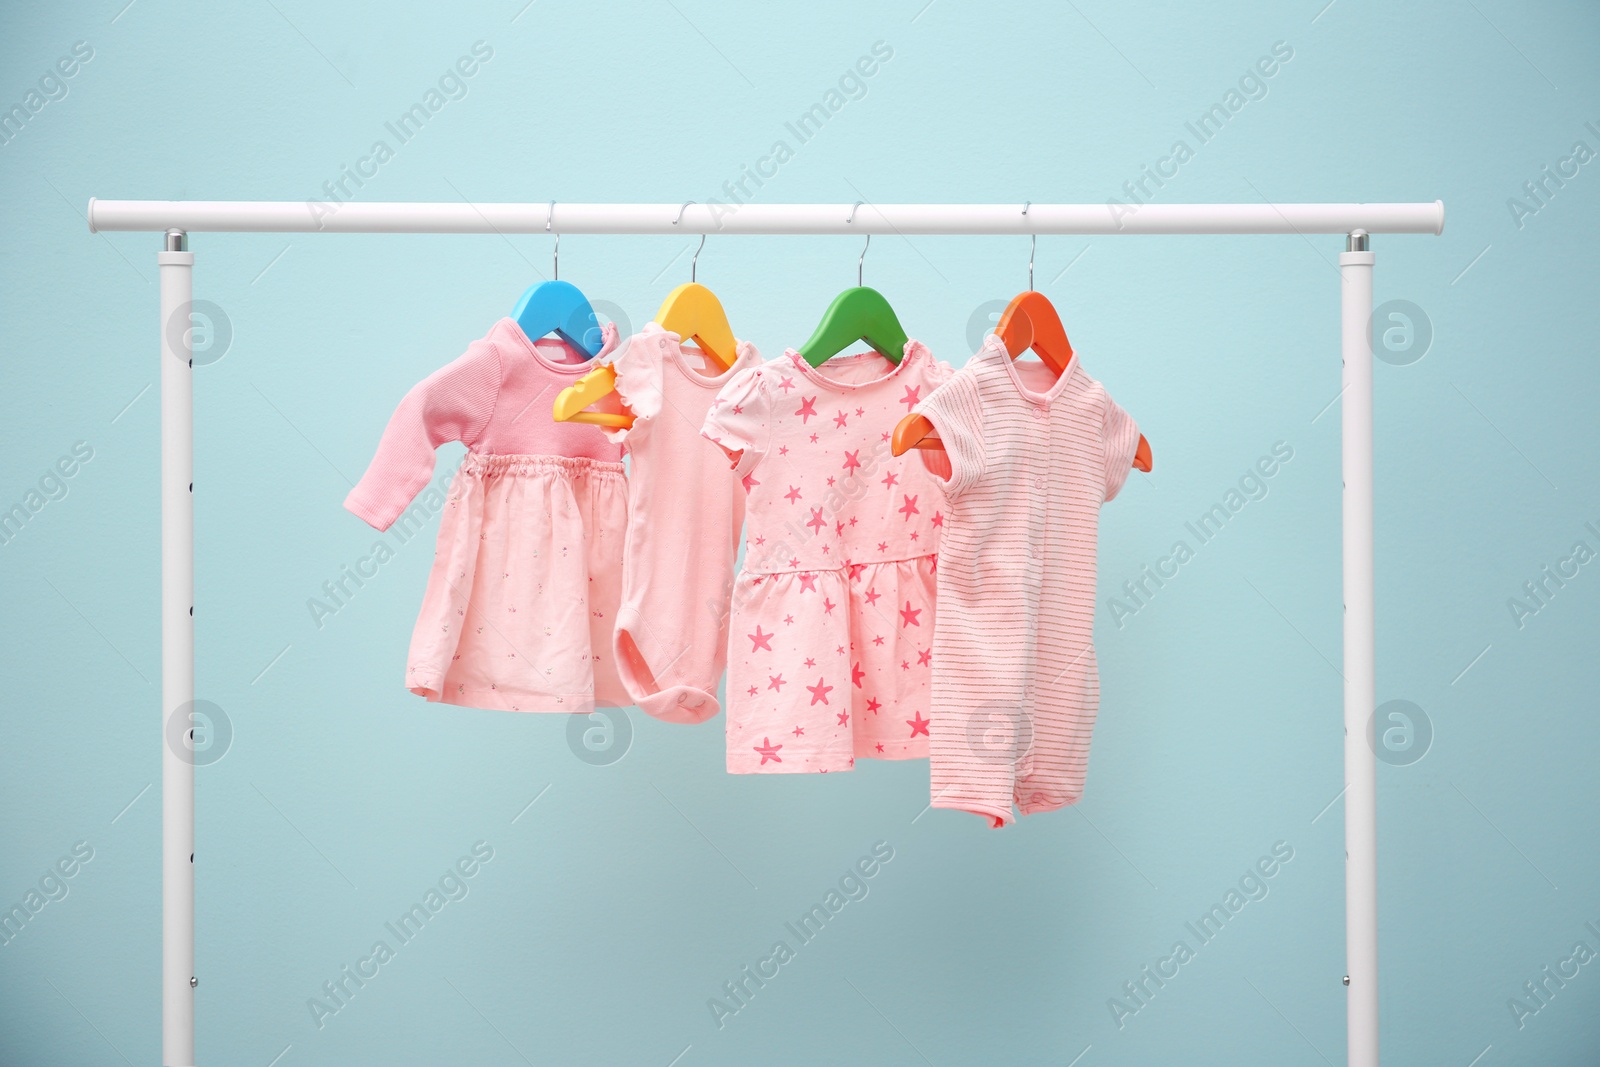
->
[549,363,635,428]
[554,208,738,427]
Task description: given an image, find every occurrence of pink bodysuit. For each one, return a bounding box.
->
[601,324,762,723]
[346,317,631,713]
[702,343,952,773]
[913,337,1141,825]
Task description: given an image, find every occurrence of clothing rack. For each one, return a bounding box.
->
[86,198,1446,1067]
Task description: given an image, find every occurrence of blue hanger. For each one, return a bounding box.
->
[512,280,604,358]
[511,202,605,359]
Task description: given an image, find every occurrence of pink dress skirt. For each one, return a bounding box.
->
[404,452,629,712]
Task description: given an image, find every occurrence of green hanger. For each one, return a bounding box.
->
[796,285,910,367]
[796,217,910,367]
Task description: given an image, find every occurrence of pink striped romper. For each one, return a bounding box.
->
[913,337,1141,826]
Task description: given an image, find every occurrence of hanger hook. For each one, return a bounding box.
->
[1022,201,1035,291]
[673,201,705,283]
[547,200,558,281]
[848,201,869,286]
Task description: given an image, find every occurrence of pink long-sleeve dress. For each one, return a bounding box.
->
[345,317,630,713]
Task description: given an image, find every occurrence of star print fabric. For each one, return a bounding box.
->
[702,344,952,773]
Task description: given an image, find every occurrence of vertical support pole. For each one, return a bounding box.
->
[1340,230,1378,1067]
[159,229,196,1067]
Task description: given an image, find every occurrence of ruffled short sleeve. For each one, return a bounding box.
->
[599,332,666,445]
[1101,390,1141,502]
[701,365,770,477]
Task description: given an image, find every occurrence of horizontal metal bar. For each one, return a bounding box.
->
[87,199,1445,236]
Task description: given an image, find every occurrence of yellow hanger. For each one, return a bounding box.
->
[554,213,737,428]
[656,280,737,369]
[550,363,635,427]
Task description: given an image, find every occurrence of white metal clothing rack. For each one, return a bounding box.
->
[86,198,1445,1067]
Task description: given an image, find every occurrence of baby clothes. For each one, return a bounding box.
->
[345,317,631,713]
[702,343,952,774]
[913,336,1141,826]
[600,323,762,724]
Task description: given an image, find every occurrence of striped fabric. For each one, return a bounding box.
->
[915,337,1140,827]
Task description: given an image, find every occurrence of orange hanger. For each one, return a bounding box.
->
[1000,289,1072,371]
[891,290,1152,472]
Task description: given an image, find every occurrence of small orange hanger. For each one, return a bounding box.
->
[890,290,1152,472]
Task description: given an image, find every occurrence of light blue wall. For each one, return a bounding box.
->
[3,1,1598,1063]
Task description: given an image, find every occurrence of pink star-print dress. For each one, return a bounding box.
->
[701,342,953,773]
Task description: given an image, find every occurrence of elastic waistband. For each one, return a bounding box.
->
[741,551,937,578]
[461,452,624,478]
